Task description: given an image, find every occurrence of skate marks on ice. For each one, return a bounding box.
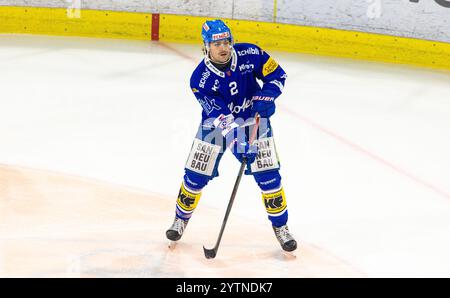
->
[171,222,365,278]
[0,164,363,277]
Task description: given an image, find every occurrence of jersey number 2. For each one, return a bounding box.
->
[229,82,238,96]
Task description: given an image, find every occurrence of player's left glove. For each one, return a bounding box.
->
[251,93,276,118]
[233,139,258,164]
[226,126,258,165]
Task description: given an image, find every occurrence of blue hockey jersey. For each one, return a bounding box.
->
[190,43,287,136]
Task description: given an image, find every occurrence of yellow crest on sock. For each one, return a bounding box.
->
[177,183,201,212]
[262,188,287,215]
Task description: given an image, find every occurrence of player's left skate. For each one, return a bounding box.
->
[273,225,297,256]
[166,216,189,248]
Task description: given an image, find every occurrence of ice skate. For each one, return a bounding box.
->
[273,225,297,257]
[166,216,189,248]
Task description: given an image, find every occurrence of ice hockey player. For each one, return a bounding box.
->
[166,19,297,253]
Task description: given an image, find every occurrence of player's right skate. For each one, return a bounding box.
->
[273,225,297,256]
[166,216,189,248]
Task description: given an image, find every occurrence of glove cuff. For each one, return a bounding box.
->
[252,95,275,102]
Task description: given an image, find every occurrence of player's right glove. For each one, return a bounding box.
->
[251,93,276,118]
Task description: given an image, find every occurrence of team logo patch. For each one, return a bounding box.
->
[262,57,279,77]
[250,137,280,173]
[214,114,234,130]
[262,188,287,215]
[177,183,201,212]
[203,23,210,31]
[185,139,222,176]
[192,88,199,93]
[213,114,238,137]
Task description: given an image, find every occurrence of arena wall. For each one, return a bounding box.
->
[1,1,449,70]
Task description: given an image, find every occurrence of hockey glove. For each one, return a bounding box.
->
[227,126,258,164]
[233,139,258,164]
[251,94,276,118]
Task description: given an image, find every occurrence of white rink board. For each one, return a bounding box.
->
[0,0,270,19]
[1,0,449,42]
[276,0,450,43]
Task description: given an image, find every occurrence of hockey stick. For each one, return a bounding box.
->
[203,114,260,259]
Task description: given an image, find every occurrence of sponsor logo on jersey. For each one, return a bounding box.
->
[212,32,230,41]
[212,79,220,92]
[198,95,221,115]
[239,62,255,74]
[262,57,279,77]
[237,47,260,56]
[228,97,253,114]
[203,23,210,31]
[199,69,211,88]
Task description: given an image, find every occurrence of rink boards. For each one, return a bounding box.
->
[0,6,449,71]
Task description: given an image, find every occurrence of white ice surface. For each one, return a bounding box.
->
[1,34,450,277]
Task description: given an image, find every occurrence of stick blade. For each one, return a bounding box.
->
[203,246,217,259]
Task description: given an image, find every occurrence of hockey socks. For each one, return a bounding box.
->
[262,186,288,227]
[175,181,202,220]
